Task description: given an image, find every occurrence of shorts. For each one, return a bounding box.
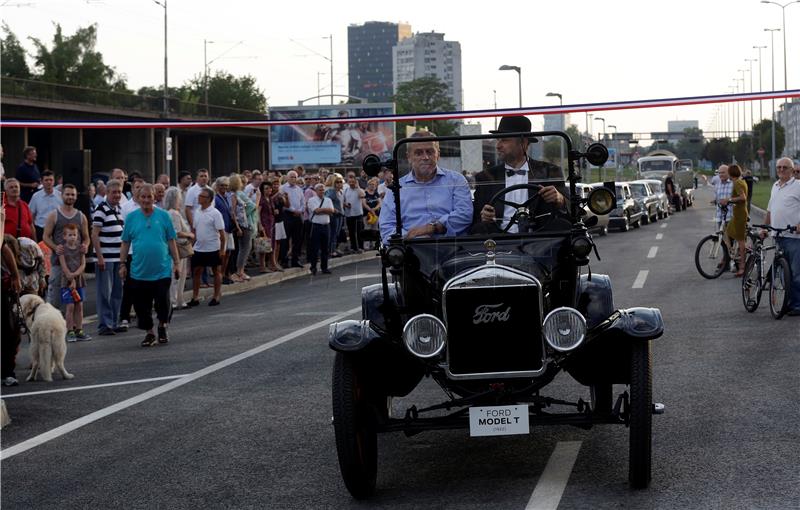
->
[191,250,222,268]
[61,287,85,304]
[226,232,235,251]
[274,222,287,241]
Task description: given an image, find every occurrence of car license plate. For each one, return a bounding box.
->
[468,405,529,437]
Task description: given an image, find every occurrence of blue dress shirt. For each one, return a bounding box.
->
[379,166,473,242]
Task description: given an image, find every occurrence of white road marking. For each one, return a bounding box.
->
[525,441,582,510]
[294,311,350,316]
[647,246,658,259]
[0,306,361,461]
[1,375,190,399]
[632,270,649,289]
[339,273,381,282]
[656,233,664,240]
[660,223,668,229]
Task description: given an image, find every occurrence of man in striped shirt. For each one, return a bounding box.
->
[91,179,125,336]
[713,165,733,230]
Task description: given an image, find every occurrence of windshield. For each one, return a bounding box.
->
[639,160,673,172]
[648,182,662,193]
[630,183,648,198]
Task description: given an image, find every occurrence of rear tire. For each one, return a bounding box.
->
[332,353,378,499]
[741,255,761,313]
[695,235,730,279]
[769,256,792,320]
[629,341,652,489]
[641,212,649,225]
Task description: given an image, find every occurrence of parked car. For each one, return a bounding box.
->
[598,182,643,231]
[674,169,695,208]
[629,180,660,224]
[639,179,670,219]
[577,183,610,235]
[329,134,664,499]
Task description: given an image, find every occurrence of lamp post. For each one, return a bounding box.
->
[765,27,781,178]
[761,0,800,90]
[745,58,756,131]
[499,65,522,107]
[737,69,747,134]
[153,0,168,179]
[324,35,333,105]
[493,89,497,130]
[728,85,736,138]
[546,92,565,164]
[594,117,606,179]
[204,39,213,114]
[732,79,741,139]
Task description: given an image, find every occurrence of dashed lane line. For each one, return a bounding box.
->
[0,306,362,461]
[656,233,664,240]
[1,375,190,399]
[525,441,582,510]
[339,273,381,282]
[647,246,658,259]
[660,223,668,229]
[632,270,649,289]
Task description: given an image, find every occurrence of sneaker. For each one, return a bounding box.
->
[66,330,77,343]
[114,320,129,333]
[98,327,116,336]
[2,376,19,387]
[75,329,92,341]
[140,333,158,347]
[157,326,169,344]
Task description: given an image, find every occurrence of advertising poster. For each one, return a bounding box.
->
[269,103,395,168]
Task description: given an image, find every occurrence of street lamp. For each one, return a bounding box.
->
[732,79,740,138]
[753,45,767,122]
[546,92,564,163]
[765,27,781,178]
[152,0,169,179]
[594,116,606,142]
[737,71,746,134]
[761,0,800,90]
[324,35,333,105]
[745,58,757,131]
[728,85,736,138]
[499,65,522,107]
[204,40,245,114]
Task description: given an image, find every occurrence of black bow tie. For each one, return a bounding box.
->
[506,169,527,177]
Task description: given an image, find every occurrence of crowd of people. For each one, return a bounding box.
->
[1,145,391,386]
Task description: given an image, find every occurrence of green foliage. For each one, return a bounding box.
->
[674,127,705,164]
[393,76,458,138]
[702,137,734,166]
[751,119,784,163]
[565,124,583,151]
[733,133,754,164]
[1,23,31,79]
[28,23,126,90]
[185,71,267,112]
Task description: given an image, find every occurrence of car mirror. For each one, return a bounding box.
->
[584,215,599,228]
[584,143,609,168]
[588,187,615,215]
[362,154,394,178]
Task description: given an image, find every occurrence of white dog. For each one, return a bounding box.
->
[19,294,74,382]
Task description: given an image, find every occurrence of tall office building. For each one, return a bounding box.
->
[348,21,411,103]
[393,31,462,111]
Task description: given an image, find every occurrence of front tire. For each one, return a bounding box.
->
[769,256,792,319]
[695,235,730,279]
[741,255,762,313]
[629,341,652,489]
[332,353,378,499]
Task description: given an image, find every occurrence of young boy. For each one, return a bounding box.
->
[59,223,91,342]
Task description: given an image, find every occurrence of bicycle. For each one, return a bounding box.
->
[741,224,797,319]
[694,203,733,279]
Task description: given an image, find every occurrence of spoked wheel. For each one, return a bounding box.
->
[741,255,762,313]
[695,235,730,279]
[769,257,792,320]
[628,340,652,489]
[332,352,378,499]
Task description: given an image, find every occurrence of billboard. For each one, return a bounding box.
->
[269,103,395,168]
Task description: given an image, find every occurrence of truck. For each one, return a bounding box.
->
[637,150,694,209]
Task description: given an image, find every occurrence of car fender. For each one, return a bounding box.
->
[576,273,614,329]
[361,282,400,334]
[328,320,382,353]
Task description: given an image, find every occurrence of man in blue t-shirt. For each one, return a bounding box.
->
[119,183,180,347]
[16,146,41,203]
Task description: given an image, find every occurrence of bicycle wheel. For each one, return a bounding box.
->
[741,255,761,313]
[769,256,792,320]
[695,234,729,279]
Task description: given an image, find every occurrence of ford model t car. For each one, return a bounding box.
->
[328,130,665,499]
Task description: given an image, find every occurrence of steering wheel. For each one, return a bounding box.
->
[488,183,552,233]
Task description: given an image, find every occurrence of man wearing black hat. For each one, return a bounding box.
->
[472,116,567,233]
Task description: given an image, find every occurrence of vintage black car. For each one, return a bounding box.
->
[328,131,665,499]
[629,180,661,224]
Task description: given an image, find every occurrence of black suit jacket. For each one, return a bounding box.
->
[472,158,567,228]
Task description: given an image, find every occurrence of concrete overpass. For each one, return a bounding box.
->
[0,77,269,183]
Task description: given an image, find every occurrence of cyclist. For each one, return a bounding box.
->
[763,157,800,316]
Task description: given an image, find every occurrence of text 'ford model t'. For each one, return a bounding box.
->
[328,129,665,499]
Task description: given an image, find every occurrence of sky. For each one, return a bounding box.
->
[2,0,798,138]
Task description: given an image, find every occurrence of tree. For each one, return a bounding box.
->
[393,76,458,139]
[1,23,31,79]
[752,119,785,163]
[565,124,583,151]
[185,71,267,112]
[733,133,754,165]
[702,138,734,167]
[29,23,127,90]
[674,127,705,164]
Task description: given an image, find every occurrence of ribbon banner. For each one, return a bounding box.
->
[1,90,798,129]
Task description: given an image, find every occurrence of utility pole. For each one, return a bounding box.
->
[328,35,333,105]
[153,0,169,179]
[766,28,780,179]
[753,45,766,122]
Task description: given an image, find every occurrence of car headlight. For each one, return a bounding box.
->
[542,307,586,352]
[402,314,446,358]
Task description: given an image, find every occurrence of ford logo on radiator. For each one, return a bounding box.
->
[473,303,511,324]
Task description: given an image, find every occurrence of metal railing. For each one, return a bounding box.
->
[1,77,268,121]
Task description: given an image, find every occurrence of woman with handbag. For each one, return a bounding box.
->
[257,180,277,273]
[165,187,194,310]
[271,179,287,271]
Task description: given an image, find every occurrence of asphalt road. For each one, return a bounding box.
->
[2,185,798,509]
